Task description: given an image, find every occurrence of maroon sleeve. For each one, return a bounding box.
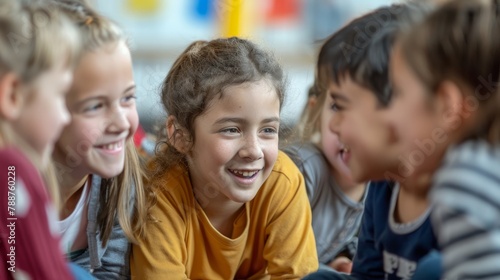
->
[0,148,73,280]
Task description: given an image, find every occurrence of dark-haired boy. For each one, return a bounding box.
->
[304,3,441,280]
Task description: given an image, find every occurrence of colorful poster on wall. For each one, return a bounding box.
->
[126,0,161,15]
[193,0,213,20]
[265,0,301,23]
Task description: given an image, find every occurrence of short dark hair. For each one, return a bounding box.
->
[317,2,431,107]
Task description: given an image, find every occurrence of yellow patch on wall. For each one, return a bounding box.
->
[126,0,160,14]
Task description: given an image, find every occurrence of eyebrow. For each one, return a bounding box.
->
[330,91,350,103]
[74,95,106,107]
[123,85,136,94]
[214,117,280,125]
[75,85,137,105]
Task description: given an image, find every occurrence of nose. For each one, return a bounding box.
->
[107,106,130,134]
[60,103,71,126]
[329,112,341,135]
[238,134,263,161]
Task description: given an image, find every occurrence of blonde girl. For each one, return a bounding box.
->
[0,1,81,279]
[131,37,318,279]
[51,0,146,278]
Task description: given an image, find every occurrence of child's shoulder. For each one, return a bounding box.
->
[148,164,195,208]
[0,147,48,202]
[271,150,303,175]
[252,151,309,210]
[282,142,322,161]
[282,142,325,169]
[432,140,500,210]
[434,140,500,190]
[442,140,500,168]
[260,151,306,195]
[0,147,36,171]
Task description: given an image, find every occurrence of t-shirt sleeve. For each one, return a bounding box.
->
[0,149,73,280]
[430,142,500,279]
[130,185,189,280]
[263,154,319,279]
[282,144,322,203]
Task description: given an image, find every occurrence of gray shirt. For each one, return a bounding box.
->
[70,175,131,279]
[283,142,367,264]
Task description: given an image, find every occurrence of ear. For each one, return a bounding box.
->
[308,96,317,109]
[166,115,190,154]
[0,73,25,120]
[435,80,465,131]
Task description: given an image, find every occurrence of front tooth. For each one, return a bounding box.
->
[242,171,249,176]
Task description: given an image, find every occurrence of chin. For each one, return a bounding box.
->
[95,165,125,179]
[230,189,259,204]
[348,162,366,183]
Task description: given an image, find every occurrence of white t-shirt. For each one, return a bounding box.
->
[58,181,90,254]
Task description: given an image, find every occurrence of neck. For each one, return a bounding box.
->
[59,172,89,204]
[56,164,90,219]
[340,182,366,202]
[396,182,430,223]
[193,185,244,217]
[399,172,432,199]
[330,163,366,202]
[192,183,245,237]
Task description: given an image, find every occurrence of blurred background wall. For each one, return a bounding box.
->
[92,0,398,133]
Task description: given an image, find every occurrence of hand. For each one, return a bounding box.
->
[328,256,352,273]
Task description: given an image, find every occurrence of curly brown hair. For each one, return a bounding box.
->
[151,37,286,179]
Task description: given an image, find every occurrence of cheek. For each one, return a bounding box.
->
[321,130,339,157]
[128,108,139,136]
[60,120,101,150]
[267,142,279,161]
[320,104,331,123]
[338,114,358,146]
[399,106,428,142]
[343,114,384,156]
[193,137,233,166]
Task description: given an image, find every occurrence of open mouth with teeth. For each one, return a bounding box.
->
[228,169,260,179]
[339,145,351,163]
[96,140,124,152]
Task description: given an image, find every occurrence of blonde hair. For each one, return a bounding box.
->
[0,0,80,205]
[53,0,147,245]
[296,83,324,142]
[399,0,500,143]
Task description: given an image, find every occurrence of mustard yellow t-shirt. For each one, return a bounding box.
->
[131,151,318,279]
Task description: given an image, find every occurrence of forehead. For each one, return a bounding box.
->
[328,76,379,106]
[203,79,280,116]
[67,42,133,101]
[389,43,405,77]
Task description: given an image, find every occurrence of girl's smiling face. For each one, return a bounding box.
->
[185,78,280,205]
[53,41,138,179]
